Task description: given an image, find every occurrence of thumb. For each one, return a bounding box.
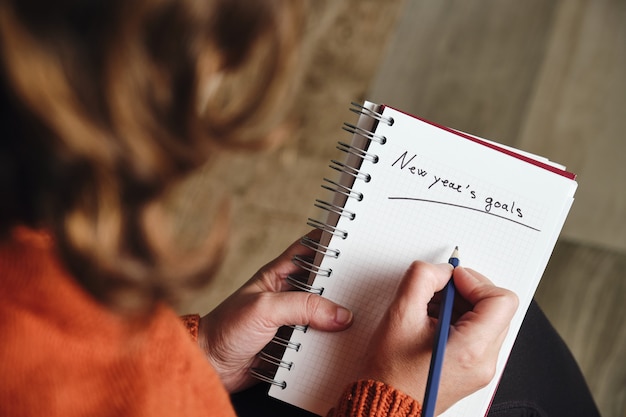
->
[267,291,353,332]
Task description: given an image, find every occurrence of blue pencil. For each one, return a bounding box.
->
[422,247,460,417]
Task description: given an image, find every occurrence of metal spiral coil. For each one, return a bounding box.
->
[342,122,387,145]
[292,254,332,277]
[288,324,309,333]
[321,178,364,203]
[349,101,394,126]
[259,351,294,370]
[314,199,356,222]
[271,334,302,351]
[336,141,379,164]
[329,159,371,183]
[250,368,287,389]
[300,235,340,259]
[306,218,348,240]
[286,274,325,295]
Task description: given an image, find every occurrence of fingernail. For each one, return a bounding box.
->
[335,307,353,325]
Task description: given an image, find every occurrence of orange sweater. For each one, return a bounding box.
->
[0,228,420,417]
[0,228,234,417]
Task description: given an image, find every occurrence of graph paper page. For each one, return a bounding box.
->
[269,106,577,416]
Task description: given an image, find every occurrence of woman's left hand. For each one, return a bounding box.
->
[198,231,353,393]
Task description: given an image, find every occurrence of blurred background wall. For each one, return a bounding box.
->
[174,1,625,416]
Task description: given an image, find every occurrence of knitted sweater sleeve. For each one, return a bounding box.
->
[326,380,422,417]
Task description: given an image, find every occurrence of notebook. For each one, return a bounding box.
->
[253,101,577,416]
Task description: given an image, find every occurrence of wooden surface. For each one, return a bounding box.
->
[174,1,625,416]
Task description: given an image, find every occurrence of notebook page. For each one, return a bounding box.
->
[270,107,577,416]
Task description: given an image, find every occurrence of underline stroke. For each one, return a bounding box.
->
[388,197,541,232]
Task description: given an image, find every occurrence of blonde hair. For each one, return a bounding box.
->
[0,0,304,311]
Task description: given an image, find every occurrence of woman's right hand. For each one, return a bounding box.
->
[359,261,518,415]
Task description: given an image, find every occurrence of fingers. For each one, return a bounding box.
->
[391,261,454,328]
[257,291,353,332]
[427,285,473,322]
[251,230,322,293]
[395,261,454,307]
[356,261,455,402]
[231,231,352,336]
[451,267,519,340]
[435,266,519,405]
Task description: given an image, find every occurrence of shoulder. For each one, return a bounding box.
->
[0,227,235,416]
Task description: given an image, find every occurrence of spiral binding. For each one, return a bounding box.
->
[342,122,387,145]
[306,218,348,240]
[329,160,371,183]
[300,235,340,258]
[286,274,324,295]
[288,324,309,333]
[250,102,388,388]
[271,334,303,351]
[349,101,395,126]
[321,178,364,202]
[292,254,332,277]
[250,368,287,389]
[259,351,294,370]
[249,328,307,390]
[314,199,356,221]
[336,141,379,164]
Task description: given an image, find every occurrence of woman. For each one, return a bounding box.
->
[0,1,597,416]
